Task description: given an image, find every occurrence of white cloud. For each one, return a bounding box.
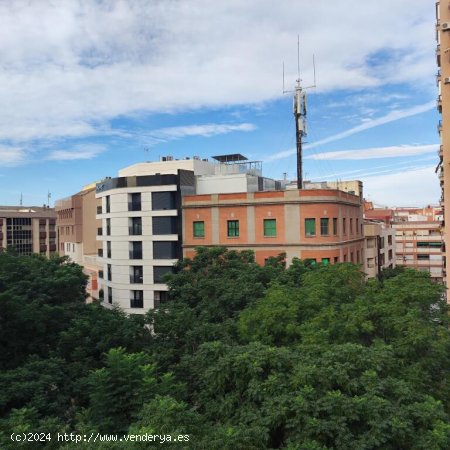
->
[47,144,105,161]
[307,144,439,161]
[0,146,27,166]
[0,0,435,144]
[266,101,436,162]
[362,166,440,207]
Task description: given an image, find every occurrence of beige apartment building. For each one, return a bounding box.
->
[0,206,56,256]
[436,0,449,283]
[55,184,102,300]
[363,221,396,279]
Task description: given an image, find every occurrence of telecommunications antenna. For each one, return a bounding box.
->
[282,36,316,189]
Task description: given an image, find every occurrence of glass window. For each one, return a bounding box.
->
[320,218,329,236]
[263,219,276,237]
[154,290,169,308]
[129,193,141,211]
[154,266,174,283]
[108,287,112,304]
[130,290,143,308]
[152,192,176,210]
[305,218,316,236]
[227,220,239,237]
[152,217,178,235]
[129,241,142,259]
[107,241,111,258]
[106,195,110,213]
[129,217,142,235]
[107,264,112,281]
[343,218,346,234]
[333,218,338,236]
[153,241,178,259]
[130,266,143,284]
[193,221,205,238]
[350,218,353,234]
[106,218,111,236]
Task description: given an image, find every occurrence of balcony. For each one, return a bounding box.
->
[128,202,141,212]
[49,231,56,239]
[40,244,47,253]
[97,248,103,257]
[129,226,142,236]
[438,95,442,113]
[97,228,103,236]
[130,274,143,284]
[97,206,102,214]
[439,167,444,185]
[437,44,441,66]
[438,120,443,134]
[439,145,443,158]
[39,231,46,239]
[49,244,57,252]
[129,251,143,260]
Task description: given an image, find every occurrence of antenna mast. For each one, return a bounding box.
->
[283,36,316,190]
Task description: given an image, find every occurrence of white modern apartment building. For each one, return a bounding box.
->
[96,154,280,314]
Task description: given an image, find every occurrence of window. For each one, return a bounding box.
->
[344,254,347,262]
[129,193,141,211]
[333,218,338,236]
[130,265,143,284]
[320,218,329,236]
[106,195,110,213]
[343,218,346,234]
[388,249,393,260]
[227,220,239,237]
[305,218,316,236]
[107,241,111,258]
[108,287,112,304]
[350,218,353,234]
[154,290,169,308]
[153,217,178,235]
[98,270,103,279]
[154,266,174,283]
[356,250,360,263]
[153,241,178,259]
[334,256,339,264]
[152,191,176,210]
[130,290,143,308]
[263,219,276,237]
[129,241,142,259]
[350,252,354,262]
[322,258,330,265]
[388,235,392,245]
[106,218,111,236]
[129,217,142,235]
[356,219,359,235]
[193,221,205,238]
[417,241,442,248]
[107,264,112,281]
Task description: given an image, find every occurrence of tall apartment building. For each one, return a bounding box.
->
[365,204,444,283]
[182,188,365,266]
[436,0,449,282]
[363,221,396,279]
[0,206,56,256]
[95,155,283,314]
[55,184,102,300]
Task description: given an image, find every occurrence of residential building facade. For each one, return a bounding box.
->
[363,221,396,279]
[182,188,365,266]
[0,206,56,256]
[55,184,102,300]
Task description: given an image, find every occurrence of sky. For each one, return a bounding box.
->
[0,0,441,207]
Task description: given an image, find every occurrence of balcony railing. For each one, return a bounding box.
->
[130,275,143,284]
[129,226,142,236]
[129,251,143,259]
[128,202,141,211]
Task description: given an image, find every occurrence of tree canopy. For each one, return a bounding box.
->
[1,248,450,449]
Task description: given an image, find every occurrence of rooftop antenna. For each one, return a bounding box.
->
[283,35,316,189]
[47,190,51,208]
[19,192,23,206]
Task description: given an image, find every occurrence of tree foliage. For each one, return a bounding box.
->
[1,248,450,449]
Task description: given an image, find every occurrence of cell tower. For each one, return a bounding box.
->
[283,36,316,189]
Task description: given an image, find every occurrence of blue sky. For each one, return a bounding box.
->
[0,0,439,206]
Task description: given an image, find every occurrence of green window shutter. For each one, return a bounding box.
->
[263,219,276,236]
[193,221,205,237]
[320,218,329,236]
[305,218,316,236]
[322,258,330,265]
[227,220,239,237]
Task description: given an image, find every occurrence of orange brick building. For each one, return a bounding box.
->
[182,188,364,266]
